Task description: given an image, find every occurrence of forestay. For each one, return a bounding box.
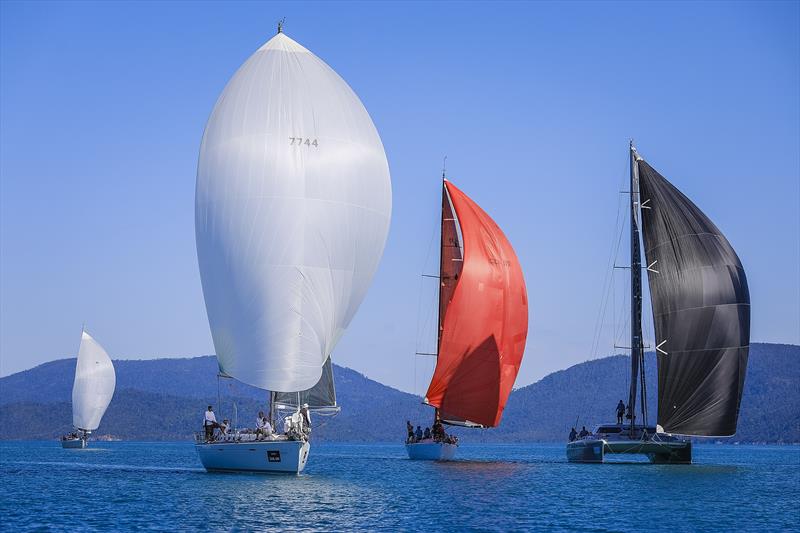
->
[195,32,392,392]
[72,331,116,431]
[638,158,750,436]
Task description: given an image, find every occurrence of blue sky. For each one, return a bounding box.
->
[1,1,798,394]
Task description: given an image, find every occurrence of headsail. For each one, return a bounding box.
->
[274,356,338,413]
[72,330,116,431]
[637,154,750,436]
[424,181,528,428]
[195,32,392,392]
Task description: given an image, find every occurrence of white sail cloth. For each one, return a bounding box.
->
[195,33,392,392]
[72,331,116,431]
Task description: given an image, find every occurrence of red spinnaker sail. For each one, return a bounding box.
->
[425,180,529,428]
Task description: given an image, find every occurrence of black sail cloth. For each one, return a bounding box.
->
[637,159,749,436]
[274,356,337,411]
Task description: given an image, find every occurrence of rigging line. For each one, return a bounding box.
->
[589,154,630,363]
[588,189,623,360]
[581,156,629,428]
[415,179,446,386]
[612,227,630,349]
[414,272,424,357]
[415,200,441,387]
[591,192,627,361]
[615,287,631,350]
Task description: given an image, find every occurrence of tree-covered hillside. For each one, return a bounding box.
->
[1,343,797,443]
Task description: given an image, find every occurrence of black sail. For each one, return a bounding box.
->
[637,156,749,436]
[274,356,338,412]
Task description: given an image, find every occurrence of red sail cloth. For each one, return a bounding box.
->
[425,181,529,427]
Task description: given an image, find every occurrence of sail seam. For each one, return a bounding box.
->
[657,344,750,353]
[653,302,750,318]
[644,232,730,251]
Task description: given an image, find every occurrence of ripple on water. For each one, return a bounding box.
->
[0,442,798,531]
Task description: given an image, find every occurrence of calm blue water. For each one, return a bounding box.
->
[1,441,798,531]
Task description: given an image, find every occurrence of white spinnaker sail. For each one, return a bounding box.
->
[195,32,392,392]
[72,331,116,431]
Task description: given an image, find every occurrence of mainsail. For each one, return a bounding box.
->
[195,31,392,393]
[424,181,528,428]
[274,356,338,412]
[72,330,116,432]
[637,154,750,436]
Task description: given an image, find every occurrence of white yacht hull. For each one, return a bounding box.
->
[61,437,87,449]
[406,441,458,461]
[195,439,310,474]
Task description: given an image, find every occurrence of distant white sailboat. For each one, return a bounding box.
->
[194,23,391,474]
[61,329,116,449]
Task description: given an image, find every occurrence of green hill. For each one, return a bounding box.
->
[0,343,797,443]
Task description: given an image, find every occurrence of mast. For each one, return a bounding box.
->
[434,164,447,424]
[268,391,275,427]
[627,141,646,434]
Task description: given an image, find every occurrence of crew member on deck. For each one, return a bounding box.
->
[415,425,423,442]
[423,427,431,440]
[579,426,589,438]
[616,400,625,425]
[569,427,577,442]
[300,403,311,436]
[204,405,220,441]
[406,421,414,443]
[256,411,272,438]
[433,420,444,442]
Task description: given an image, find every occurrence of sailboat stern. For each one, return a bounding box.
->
[566,439,605,463]
[405,441,458,461]
[647,440,692,464]
[195,438,311,474]
[61,437,87,449]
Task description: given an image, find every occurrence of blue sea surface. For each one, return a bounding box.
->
[1,441,798,531]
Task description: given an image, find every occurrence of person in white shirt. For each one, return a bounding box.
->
[203,405,219,441]
[256,411,273,439]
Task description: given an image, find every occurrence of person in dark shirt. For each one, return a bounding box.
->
[569,427,578,442]
[406,421,414,443]
[432,420,444,442]
[423,427,431,440]
[616,400,626,425]
[578,426,589,438]
[414,425,423,442]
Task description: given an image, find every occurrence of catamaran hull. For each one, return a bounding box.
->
[61,438,86,449]
[195,440,310,474]
[566,438,692,464]
[406,442,458,461]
